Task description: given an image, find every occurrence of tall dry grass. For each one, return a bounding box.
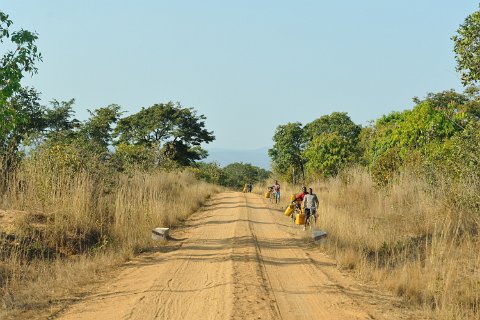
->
[270,168,480,319]
[112,171,219,251]
[0,157,219,317]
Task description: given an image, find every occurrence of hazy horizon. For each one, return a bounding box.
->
[205,146,271,169]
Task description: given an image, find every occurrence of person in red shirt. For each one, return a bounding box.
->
[295,186,308,202]
[290,186,308,222]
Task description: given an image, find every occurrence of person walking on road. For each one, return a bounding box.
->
[302,187,319,230]
[273,180,281,204]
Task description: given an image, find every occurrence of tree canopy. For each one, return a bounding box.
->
[303,112,361,144]
[114,102,214,166]
[452,9,480,86]
[0,12,216,176]
[220,162,270,188]
[304,132,359,178]
[303,112,361,178]
[269,113,361,181]
[0,11,42,141]
[268,122,305,183]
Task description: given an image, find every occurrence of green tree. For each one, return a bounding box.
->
[0,11,42,140]
[304,112,361,144]
[111,142,157,172]
[77,104,122,156]
[370,102,461,163]
[413,89,467,109]
[452,8,480,86]
[114,102,214,166]
[30,99,81,174]
[45,99,79,132]
[303,112,361,178]
[370,147,401,186]
[31,103,122,174]
[304,132,359,178]
[1,87,46,154]
[413,89,480,125]
[366,96,469,185]
[0,87,49,189]
[220,162,270,188]
[358,125,375,166]
[268,122,306,184]
[422,120,480,183]
[191,162,225,185]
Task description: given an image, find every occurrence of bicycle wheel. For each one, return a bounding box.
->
[308,215,315,230]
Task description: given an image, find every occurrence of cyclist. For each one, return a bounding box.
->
[302,187,319,230]
[291,186,308,223]
[294,186,308,205]
[267,186,274,202]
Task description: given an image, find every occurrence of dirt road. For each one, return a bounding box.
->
[58,192,411,320]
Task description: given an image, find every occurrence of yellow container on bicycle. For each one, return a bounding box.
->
[284,204,294,216]
[264,190,270,198]
[290,194,296,201]
[295,213,305,225]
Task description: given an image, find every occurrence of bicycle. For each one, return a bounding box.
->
[304,208,317,230]
[292,201,302,224]
[270,191,276,203]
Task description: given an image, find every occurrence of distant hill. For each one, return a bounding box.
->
[204,147,271,170]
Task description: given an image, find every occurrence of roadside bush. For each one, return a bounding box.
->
[370,148,401,187]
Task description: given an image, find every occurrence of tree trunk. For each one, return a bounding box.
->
[300,162,305,185]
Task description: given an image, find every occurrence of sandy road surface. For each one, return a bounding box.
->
[58,192,412,320]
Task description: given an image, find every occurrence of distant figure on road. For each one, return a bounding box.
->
[272,180,281,204]
[248,183,253,193]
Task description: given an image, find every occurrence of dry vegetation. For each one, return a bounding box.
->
[0,158,220,318]
[265,168,479,319]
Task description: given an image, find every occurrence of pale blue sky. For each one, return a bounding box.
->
[3,1,477,150]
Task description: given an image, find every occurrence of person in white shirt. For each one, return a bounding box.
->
[302,188,319,230]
